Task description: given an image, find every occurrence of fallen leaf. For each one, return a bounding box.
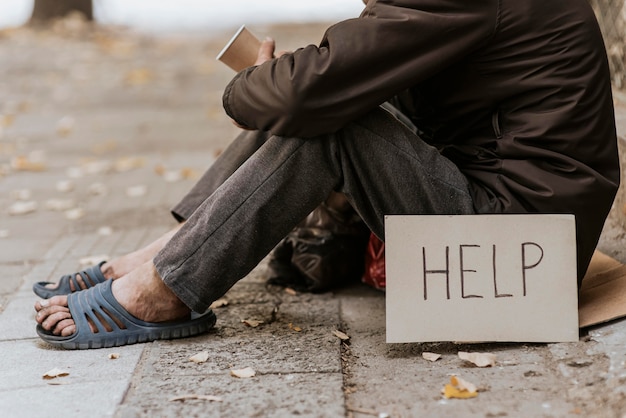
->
[56,116,75,136]
[65,208,85,220]
[289,323,302,332]
[458,351,497,368]
[284,287,297,296]
[169,394,223,402]
[230,367,256,378]
[43,368,70,379]
[242,319,263,328]
[125,68,154,85]
[66,167,84,179]
[209,298,229,309]
[442,375,478,399]
[108,353,120,359]
[126,185,147,197]
[332,330,350,341]
[98,226,113,236]
[422,352,442,362]
[189,351,210,364]
[8,201,37,216]
[163,170,183,183]
[56,180,75,192]
[115,157,145,172]
[10,155,46,171]
[1,113,15,127]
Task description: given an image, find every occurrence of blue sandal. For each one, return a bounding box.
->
[33,261,108,298]
[36,280,216,349]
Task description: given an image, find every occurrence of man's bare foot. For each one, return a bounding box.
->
[43,224,183,292]
[35,261,191,337]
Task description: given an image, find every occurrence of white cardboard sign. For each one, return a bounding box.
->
[385,214,578,343]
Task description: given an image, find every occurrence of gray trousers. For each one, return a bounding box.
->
[154,107,476,312]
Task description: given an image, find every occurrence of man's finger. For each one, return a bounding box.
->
[254,37,276,66]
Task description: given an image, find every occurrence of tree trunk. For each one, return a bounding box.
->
[30,0,93,23]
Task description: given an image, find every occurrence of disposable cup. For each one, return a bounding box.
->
[216,25,262,72]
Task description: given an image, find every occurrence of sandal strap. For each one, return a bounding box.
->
[33,261,107,298]
[37,280,216,349]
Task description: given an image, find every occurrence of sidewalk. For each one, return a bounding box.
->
[2,20,626,418]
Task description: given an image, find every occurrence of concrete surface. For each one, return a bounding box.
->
[2,17,626,418]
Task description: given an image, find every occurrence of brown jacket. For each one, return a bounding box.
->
[224,0,620,282]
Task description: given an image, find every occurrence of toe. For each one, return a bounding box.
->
[54,318,77,336]
[41,309,72,331]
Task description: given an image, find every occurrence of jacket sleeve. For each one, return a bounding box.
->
[223,0,499,138]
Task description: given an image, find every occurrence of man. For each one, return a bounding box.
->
[35,0,619,349]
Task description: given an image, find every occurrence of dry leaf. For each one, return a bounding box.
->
[108,353,120,359]
[189,351,210,364]
[10,156,46,171]
[125,68,154,85]
[458,351,497,368]
[43,368,70,379]
[169,394,223,402]
[1,113,15,127]
[230,367,256,378]
[66,167,84,179]
[163,170,183,183]
[98,226,113,236]
[115,157,145,172]
[289,323,302,332]
[422,352,442,362]
[284,287,297,296]
[332,330,350,341]
[56,180,75,193]
[56,116,75,136]
[209,298,229,309]
[65,208,85,220]
[126,185,147,197]
[242,319,263,328]
[8,201,37,215]
[442,375,478,399]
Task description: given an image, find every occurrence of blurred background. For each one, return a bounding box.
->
[0,0,364,33]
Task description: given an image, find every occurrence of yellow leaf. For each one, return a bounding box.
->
[42,368,70,379]
[332,330,350,341]
[242,319,263,328]
[442,375,478,399]
[289,323,302,332]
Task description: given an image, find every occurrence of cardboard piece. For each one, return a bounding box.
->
[216,25,262,72]
[579,250,626,328]
[385,214,579,343]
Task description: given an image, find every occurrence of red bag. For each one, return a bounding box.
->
[362,233,386,290]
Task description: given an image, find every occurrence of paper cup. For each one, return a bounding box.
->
[216,25,262,72]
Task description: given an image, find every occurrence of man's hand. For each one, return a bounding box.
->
[232,37,291,130]
[254,37,276,66]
